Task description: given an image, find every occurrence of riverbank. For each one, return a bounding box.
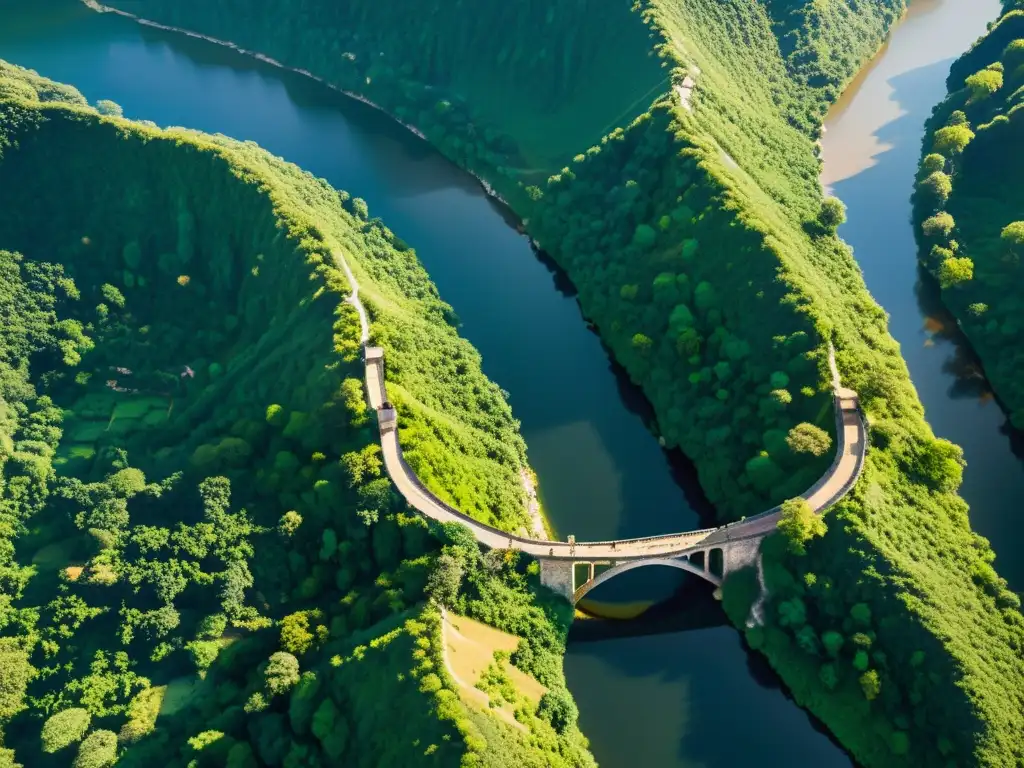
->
[54,1,1024,765]
[912,4,1024,420]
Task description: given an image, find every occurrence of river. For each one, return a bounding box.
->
[821,0,1019,591]
[0,0,1003,765]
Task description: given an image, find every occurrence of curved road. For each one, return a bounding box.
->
[337,248,867,562]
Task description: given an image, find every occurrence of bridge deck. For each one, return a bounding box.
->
[342,244,867,565]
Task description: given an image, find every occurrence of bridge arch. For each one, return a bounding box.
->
[572,556,722,604]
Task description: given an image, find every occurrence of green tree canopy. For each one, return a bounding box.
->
[776,497,826,555]
[41,708,92,753]
[264,652,300,696]
[817,197,847,233]
[918,171,952,206]
[73,730,118,768]
[786,423,833,457]
[0,639,34,724]
[932,125,975,157]
[1001,221,1024,251]
[537,686,579,734]
[938,256,974,289]
[965,68,1003,101]
[922,212,955,239]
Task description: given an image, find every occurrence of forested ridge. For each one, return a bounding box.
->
[0,62,594,767]
[913,0,1024,422]
[85,0,1024,765]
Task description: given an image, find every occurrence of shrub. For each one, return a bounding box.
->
[932,125,974,157]
[537,687,579,733]
[786,423,832,457]
[73,730,118,768]
[817,197,846,233]
[965,68,1003,101]
[922,212,955,239]
[917,171,952,205]
[264,652,300,695]
[776,498,826,555]
[41,708,91,753]
[95,100,123,117]
[938,256,974,289]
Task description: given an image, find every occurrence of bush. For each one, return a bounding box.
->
[786,423,832,457]
[776,497,826,555]
[41,708,91,753]
[938,256,974,289]
[73,730,118,768]
[95,99,123,117]
[965,68,1003,100]
[537,687,579,734]
[264,652,300,695]
[817,197,846,233]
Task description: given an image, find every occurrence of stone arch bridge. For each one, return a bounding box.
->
[338,249,867,607]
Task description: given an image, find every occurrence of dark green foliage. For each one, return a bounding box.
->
[0,62,588,768]
[536,687,578,734]
[50,0,1024,763]
[914,7,1024,423]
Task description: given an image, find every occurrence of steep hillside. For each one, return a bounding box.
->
[913,3,1024,421]
[0,62,592,768]
[71,1,1024,765]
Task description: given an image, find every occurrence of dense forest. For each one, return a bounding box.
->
[88,0,1024,765]
[913,0,1024,421]
[0,62,594,767]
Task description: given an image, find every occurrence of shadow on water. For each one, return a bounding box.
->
[828,53,1024,589]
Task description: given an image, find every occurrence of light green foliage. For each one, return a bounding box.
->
[41,707,91,753]
[196,613,227,640]
[965,68,1003,101]
[922,212,955,238]
[786,423,832,457]
[859,669,881,701]
[776,497,826,555]
[917,171,952,206]
[1002,220,1024,248]
[95,100,123,117]
[425,552,463,607]
[938,256,974,288]
[278,510,302,537]
[0,640,34,724]
[99,283,125,308]
[265,403,285,426]
[118,686,164,744]
[73,729,118,768]
[279,611,326,656]
[921,153,946,174]
[186,640,222,673]
[264,652,301,696]
[932,125,975,157]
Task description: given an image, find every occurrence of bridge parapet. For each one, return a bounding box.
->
[354,328,867,610]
